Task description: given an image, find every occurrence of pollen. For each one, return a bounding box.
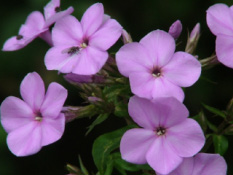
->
[156,127,166,136]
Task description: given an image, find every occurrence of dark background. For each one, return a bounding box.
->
[0,0,233,174]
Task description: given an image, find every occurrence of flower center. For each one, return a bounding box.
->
[152,67,162,77]
[16,35,23,40]
[35,112,43,122]
[81,39,89,48]
[156,127,166,136]
[55,6,61,12]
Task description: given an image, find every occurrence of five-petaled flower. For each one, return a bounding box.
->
[157,153,227,175]
[120,96,205,174]
[207,3,233,69]
[116,30,201,102]
[2,0,74,51]
[0,72,67,156]
[45,3,122,75]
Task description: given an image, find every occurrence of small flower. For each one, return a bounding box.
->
[45,3,122,75]
[2,0,74,51]
[206,3,233,68]
[120,96,205,174]
[168,20,182,39]
[116,30,201,102]
[157,153,227,175]
[0,72,67,156]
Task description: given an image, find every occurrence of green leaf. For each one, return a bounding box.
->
[202,103,226,119]
[206,120,218,132]
[213,134,228,155]
[78,156,89,175]
[86,113,109,135]
[114,101,129,118]
[92,125,135,175]
[223,124,233,135]
[192,111,207,132]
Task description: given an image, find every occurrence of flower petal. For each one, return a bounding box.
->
[52,15,83,46]
[81,3,104,37]
[140,30,175,67]
[72,46,108,75]
[1,96,34,133]
[163,51,201,87]
[2,36,35,51]
[40,113,65,146]
[89,18,122,50]
[167,119,205,157]
[116,42,151,77]
[146,138,183,174]
[120,128,156,164]
[40,82,67,119]
[7,122,42,156]
[206,3,233,36]
[20,72,45,112]
[192,153,227,175]
[216,34,233,68]
[43,0,60,20]
[44,7,74,28]
[129,73,184,102]
[45,46,80,73]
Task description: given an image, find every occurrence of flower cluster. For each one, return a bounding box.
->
[1,0,231,175]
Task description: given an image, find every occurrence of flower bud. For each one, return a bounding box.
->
[190,23,200,41]
[185,23,201,54]
[64,73,106,84]
[122,29,132,44]
[168,20,182,39]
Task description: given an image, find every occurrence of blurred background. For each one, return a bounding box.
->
[0,0,233,174]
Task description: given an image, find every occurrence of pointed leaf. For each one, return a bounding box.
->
[202,103,226,119]
[213,134,228,155]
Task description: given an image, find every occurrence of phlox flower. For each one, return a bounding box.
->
[120,96,205,174]
[207,3,233,68]
[45,3,122,75]
[0,72,67,156]
[116,30,201,102]
[157,153,227,175]
[2,0,74,51]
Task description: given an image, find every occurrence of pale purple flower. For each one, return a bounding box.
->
[45,3,122,75]
[157,153,227,175]
[168,20,182,39]
[0,72,67,156]
[120,96,205,174]
[2,0,74,51]
[116,30,201,102]
[207,3,233,68]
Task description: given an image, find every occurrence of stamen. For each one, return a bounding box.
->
[156,127,166,136]
[16,35,23,40]
[35,112,43,122]
[152,67,162,77]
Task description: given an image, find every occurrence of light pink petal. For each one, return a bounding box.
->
[206,3,233,36]
[52,15,83,46]
[146,138,183,174]
[152,97,189,128]
[39,30,53,46]
[89,18,122,50]
[72,46,108,75]
[192,153,227,175]
[163,52,201,87]
[81,3,104,37]
[216,34,233,68]
[129,73,184,102]
[7,122,42,156]
[40,82,67,119]
[20,72,45,112]
[44,0,60,20]
[140,30,175,67]
[159,157,194,175]
[1,96,34,133]
[45,46,80,73]
[120,128,156,164]
[129,96,161,129]
[116,43,152,77]
[167,119,205,158]
[44,7,74,28]
[40,113,65,146]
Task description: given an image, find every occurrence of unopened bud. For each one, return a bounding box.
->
[122,29,132,44]
[64,73,106,84]
[190,23,200,41]
[87,96,102,103]
[168,20,182,39]
[62,106,80,123]
[185,23,201,54]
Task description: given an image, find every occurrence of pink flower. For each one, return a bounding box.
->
[168,20,182,39]
[0,72,67,156]
[2,0,74,51]
[45,3,122,75]
[207,3,233,68]
[158,153,227,175]
[116,30,201,102]
[120,96,205,174]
